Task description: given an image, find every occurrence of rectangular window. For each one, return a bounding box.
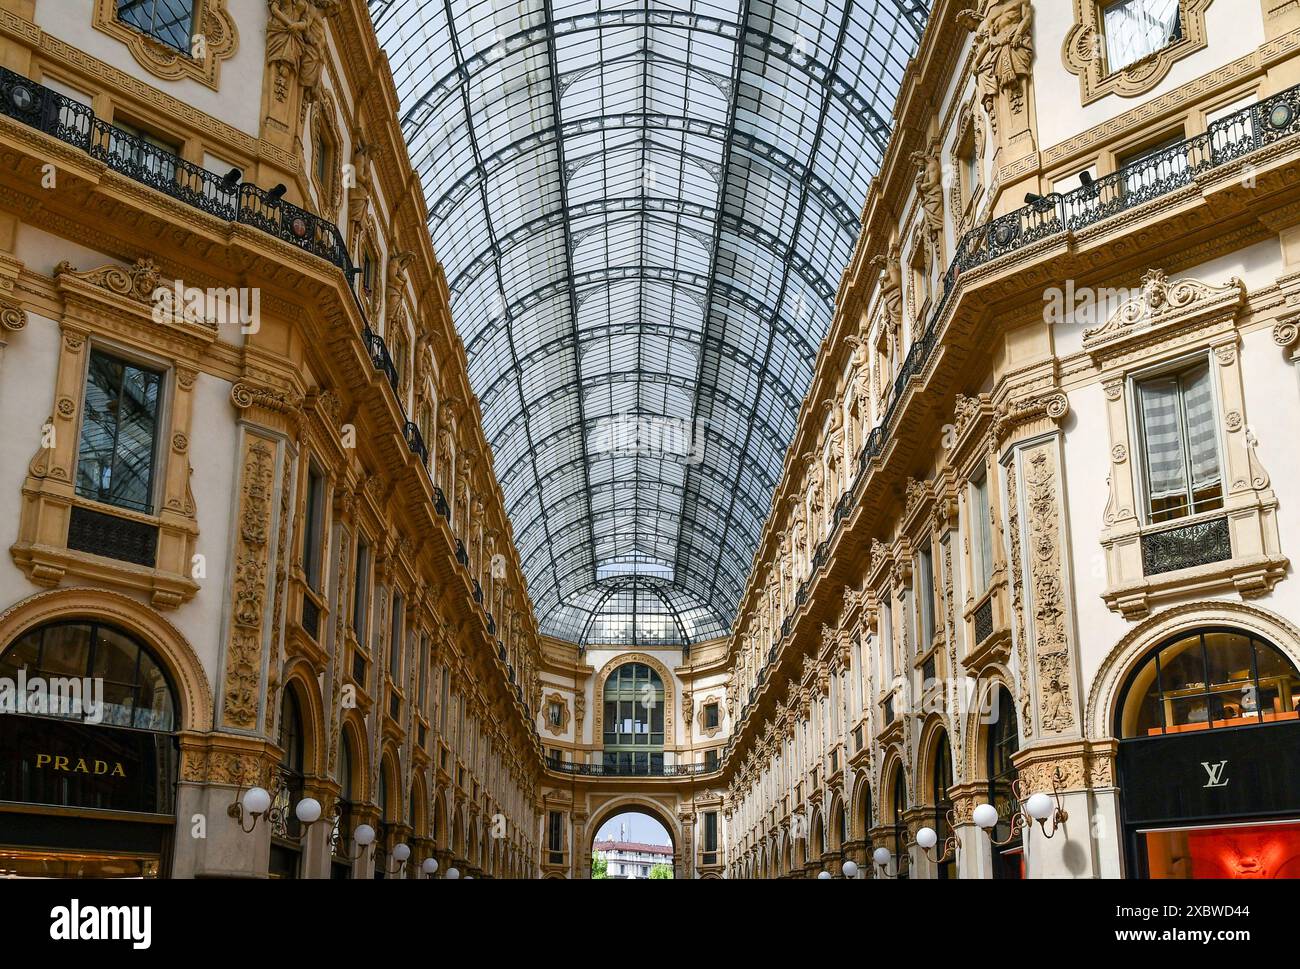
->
[440,667,450,732]
[76,349,163,514]
[705,748,719,772]
[388,592,404,680]
[107,118,181,182]
[351,539,370,641]
[916,544,936,648]
[704,703,719,729]
[548,701,563,727]
[417,634,428,708]
[115,0,196,54]
[970,472,994,593]
[547,811,564,860]
[1136,361,1223,524]
[302,464,326,591]
[1103,0,1182,74]
[702,811,718,852]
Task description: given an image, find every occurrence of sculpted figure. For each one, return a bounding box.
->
[967,0,1034,114]
[268,0,333,102]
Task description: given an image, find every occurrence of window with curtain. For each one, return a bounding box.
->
[1103,0,1183,74]
[970,472,994,593]
[76,349,162,514]
[352,539,371,641]
[302,464,326,590]
[1136,361,1223,524]
[915,544,936,648]
[388,592,404,680]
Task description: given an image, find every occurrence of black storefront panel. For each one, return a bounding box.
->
[0,714,177,814]
[1119,720,1300,826]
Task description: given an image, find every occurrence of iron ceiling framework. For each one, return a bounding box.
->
[370,0,927,647]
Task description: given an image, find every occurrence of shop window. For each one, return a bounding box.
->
[269,689,305,878]
[115,0,196,55]
[331,734,355,878]
[1134,360,1223,524]
[987,686,1023,879]
[0,620,175,730]
[889,763,909,879]
[1102,0,1182,74]
[76,349,163,515]
[1142,820,1300,879]
[0,620,180,876]
[933,732,954,880]
[1119,628,1300,737]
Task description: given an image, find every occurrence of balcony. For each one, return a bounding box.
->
[544,757,721,778]
[728,83,1300,752]
[1141,515,1232,577]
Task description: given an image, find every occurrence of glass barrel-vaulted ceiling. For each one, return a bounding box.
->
[370,0,929,646]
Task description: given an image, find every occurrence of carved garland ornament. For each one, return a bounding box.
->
[222,437,277,729]
[1022,445,1076,734]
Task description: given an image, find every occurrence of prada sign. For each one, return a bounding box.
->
[0,714,176,815]
[1120,720,1300,825]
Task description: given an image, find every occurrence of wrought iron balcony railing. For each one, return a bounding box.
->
[1141,514,1233,577]
[735,79,1300,737]
[545,758,721,778]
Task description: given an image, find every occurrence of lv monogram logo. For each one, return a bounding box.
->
[1201,760,1229,788]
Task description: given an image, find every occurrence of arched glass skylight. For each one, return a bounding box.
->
[370,0,929,644]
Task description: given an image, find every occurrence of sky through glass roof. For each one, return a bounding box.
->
[369,0,929,646]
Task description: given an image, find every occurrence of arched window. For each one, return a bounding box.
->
[889,762,909,879]
[0,620,180,876]
[331,732,356,878]
[987,686,1022,879]
[269,689,305,878]
[601,663,665,775]
[933,732,954,880]
[1119,628,1300,738]
[0,620,175,730]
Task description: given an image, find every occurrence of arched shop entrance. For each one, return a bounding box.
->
[587,801,678,879]
[1116,626,1300,878]
[0,619,179,877]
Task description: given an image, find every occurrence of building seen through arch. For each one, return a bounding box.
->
[0,0,1299,890]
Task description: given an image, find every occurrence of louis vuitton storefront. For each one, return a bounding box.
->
[0,619,179,878]
[1116,627,1300,879]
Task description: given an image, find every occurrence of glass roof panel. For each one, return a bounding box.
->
[371,0,928,644]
